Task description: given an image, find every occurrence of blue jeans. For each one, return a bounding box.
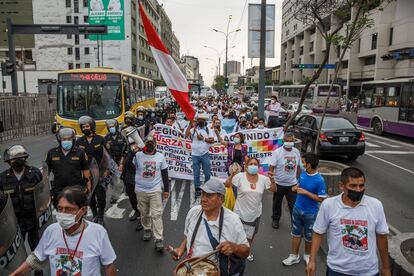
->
[326,266,379,276]
[192,153,211,189]
[291,206,317,242]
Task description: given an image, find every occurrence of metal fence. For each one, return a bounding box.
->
[0,94,56,143]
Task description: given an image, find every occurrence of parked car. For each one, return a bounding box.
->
[290,115,365,160]
[286,102,313,117]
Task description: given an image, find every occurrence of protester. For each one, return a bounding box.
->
[172,112,189,132]
[233,114,249,132]
[269,132,301,229]
[282,153,327,266]
[221,111,238,134]
[216,131,249,174]
[185,113,214,198]
[225,157,276,262]
[211,119,227,143]
[266,95,282,128]
[172,179,250,276]
[11,186,116,276]
[165,117,174,127]
[134,136,170,251]
[256,118,267,130]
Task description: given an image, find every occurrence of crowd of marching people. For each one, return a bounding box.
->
[1,94,391,276]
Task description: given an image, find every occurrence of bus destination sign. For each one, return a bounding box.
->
[59,73,121,82]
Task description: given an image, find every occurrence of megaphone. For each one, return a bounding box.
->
[121,126,145,148]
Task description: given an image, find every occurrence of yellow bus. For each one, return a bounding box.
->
[54,68,156,135]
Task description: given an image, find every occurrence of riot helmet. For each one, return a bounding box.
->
[124,111,136,126]
[3,145,29,162]
[106,119,118,135]
[57,127,76,151]
[78,116,96,136]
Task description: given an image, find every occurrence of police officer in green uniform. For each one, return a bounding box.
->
[0,145,42,251]
[76,116,108,225]
[45,128,91,206]
[104,119,126,204]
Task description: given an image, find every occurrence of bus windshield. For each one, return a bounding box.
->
[57,82,122,120]
[317,86,339,97]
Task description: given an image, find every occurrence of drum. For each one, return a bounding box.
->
[174,257,219,276]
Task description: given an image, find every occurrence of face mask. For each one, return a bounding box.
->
[109,127,116,135]
[198,121,205,128]
[11,158,25,172]
[234,137,241,144]
[247,165,259,175]
[56,211,80,229]
[215,125,221,129]
[61,140,73,151]
[284,141,294,149]
[82,129,92,136]
[257,124,264,129]
[138,115,144,120]
[151,113,156,118]
[347,189,365,202]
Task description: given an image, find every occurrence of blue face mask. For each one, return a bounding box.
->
[61,140,73,151]
[247,165,259,175]
[109,127,116,135]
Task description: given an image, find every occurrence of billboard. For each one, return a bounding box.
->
[88,0,125,40]
[248,4,275,58]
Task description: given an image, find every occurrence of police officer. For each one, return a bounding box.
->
[46,128,91,206]
[0,145,42,252]
[76,116,108,225]
[136,106,151,136]
[104,119,126,204]
[146,107,160,127]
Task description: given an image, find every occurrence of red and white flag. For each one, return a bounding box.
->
[138,2,195,121]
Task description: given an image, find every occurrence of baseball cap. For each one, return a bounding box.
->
[200,178,225,196]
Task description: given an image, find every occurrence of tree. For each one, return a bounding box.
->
[154,79,166,87]
[313,0,392,154]
[213,75,225,90]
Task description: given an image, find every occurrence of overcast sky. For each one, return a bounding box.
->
[163,0,282,86]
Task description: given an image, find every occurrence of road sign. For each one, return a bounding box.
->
[293,64,336,69]
[88,0,125,41]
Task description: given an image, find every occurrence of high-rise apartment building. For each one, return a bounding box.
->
[280,0,414,97]
[224,60,241,75]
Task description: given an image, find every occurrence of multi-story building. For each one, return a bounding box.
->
[280,0,414,98]
[171,32,180,65]
[223,60,241,75]
[272,65,281,84]
[180,55,199,81]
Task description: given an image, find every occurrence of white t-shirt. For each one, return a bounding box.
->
[184,205,249,258]
[209,128,227,143]
[270,146,301,186]
[173,120,189,132]
[313,194,389,275]
[34,222,116,276]
[190,127,214,156]
[232,173,271,222]
[134,152,168,193]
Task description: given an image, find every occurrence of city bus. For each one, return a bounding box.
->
[54,68,156,136]
[357,78,414,138]
[277,84,341,113]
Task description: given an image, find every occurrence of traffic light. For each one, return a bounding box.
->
[224,77,229,89]
[4,61,16,76]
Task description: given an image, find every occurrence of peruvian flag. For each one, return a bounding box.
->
[138,2,195,121]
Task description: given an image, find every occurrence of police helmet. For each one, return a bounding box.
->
[124,111,135,119]
[78,116,96,132]
[56,127,76,144]
[105,119,118,129]
[3,145,29,162]
[136,106,146,114]
[145,135,156,145]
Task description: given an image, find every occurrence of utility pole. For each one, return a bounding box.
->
[7,18,18,96]
[21,47,27,95]
[97,38,100,67]
[258,0,266,118]
[242,55,245,75]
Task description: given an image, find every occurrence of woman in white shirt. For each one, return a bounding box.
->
[225,157,277,262]
[11,186,117,276]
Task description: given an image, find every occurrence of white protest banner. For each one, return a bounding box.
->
[152,124,284,180]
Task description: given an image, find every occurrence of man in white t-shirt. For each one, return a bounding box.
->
[171,179,250,275]
[134,137,170,252]
[269,132,301,229]
[185,113,214,198]
[307,167,390,276]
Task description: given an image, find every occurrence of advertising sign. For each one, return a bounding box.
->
[248,4,275,58]
[89,0,125,40]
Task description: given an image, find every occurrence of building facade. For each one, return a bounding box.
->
[180,55,199,81]
[171,32,180,65]
[280,0,414,97]
[224,60,241,75]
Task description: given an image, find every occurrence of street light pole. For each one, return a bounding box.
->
[258,0,267,118]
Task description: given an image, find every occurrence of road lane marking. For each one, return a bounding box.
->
[170,180,185,221]
[364,141,381,148]
[366,153,414,175]
[388,223,402,235]
[363,131,414,148]
[366,138,401,148]
[105,193,128,219]
[190,182,196,208]
[365,151,414,154]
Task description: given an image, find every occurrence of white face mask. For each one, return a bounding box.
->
[257,124,264,129]
[284,141,294,149]
[56,211,80,229]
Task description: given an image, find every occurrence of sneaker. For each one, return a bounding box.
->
[142,229,152,241]
[282,254,300,266]
[272,220,279,229]
[135,219,143,231]
[303,254,310,265]
[129,211,139,222]
[247,253,254,262]
[155,239,164,252]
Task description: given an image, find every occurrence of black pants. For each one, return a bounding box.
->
[268,116,281,128]
[272,184,297,222]
[21,227,40,251]
[125,181,139,214]
[90,184,106,218]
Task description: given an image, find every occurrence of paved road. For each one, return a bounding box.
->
[1,130,413,274]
